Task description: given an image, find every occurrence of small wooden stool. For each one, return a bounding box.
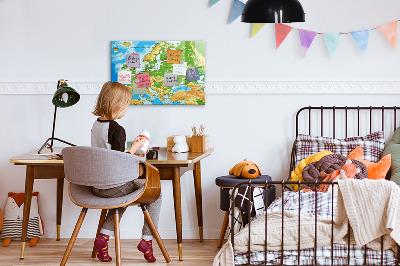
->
[215,175,275,248]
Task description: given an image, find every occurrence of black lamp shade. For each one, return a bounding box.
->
[52,84,80,108]
[241,0,305,23]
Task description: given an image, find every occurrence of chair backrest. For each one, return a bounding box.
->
[62,146,145,187]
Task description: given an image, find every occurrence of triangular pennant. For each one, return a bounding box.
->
[298,29,317,58]
[251,23,266,38]
[229,0,245,24]
[351,29,370,55]
[209,0,220,7]
[323,33,341,58]
[275,23,293,49]
[378,21,398,50]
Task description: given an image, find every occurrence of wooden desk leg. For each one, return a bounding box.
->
[193,161,203,242]
[172,167,183,261]
[20,165,35,259]
[56,178,64,241]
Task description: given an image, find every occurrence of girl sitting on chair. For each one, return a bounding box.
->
[91,81,161,263]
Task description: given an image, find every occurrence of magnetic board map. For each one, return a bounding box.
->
[111,41,205,105]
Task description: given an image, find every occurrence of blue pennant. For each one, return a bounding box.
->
[229,0,245,23]
[351,29,371,55]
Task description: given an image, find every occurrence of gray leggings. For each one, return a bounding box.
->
[92,180,162,240]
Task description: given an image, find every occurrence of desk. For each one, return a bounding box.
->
[10,147,213,261]
[9,148,64,259]
[146,148,213,260]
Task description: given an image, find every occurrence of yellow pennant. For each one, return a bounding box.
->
[251,23,266,38]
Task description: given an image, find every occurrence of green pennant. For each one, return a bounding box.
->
[209,0,221,7]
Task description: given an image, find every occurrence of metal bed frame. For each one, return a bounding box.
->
[230,106,400,266]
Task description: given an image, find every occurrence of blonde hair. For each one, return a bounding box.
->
[93,81,132,120]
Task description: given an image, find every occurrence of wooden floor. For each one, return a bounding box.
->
[0,239,221,265]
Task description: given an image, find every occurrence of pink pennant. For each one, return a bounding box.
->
[298,29,317,58]
[378,21,398,50]
[275,24,293,49]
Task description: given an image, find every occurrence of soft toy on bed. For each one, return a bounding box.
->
[229,159,261,179]
[301,154,368,191]
[289,150,333,191]
[317,160,360,193]
[1,192,44,247]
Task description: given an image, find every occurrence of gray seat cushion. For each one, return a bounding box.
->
[69,180,145,208]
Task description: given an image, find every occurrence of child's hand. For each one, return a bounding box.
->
[129,137,147,155]
[134,148,149,157]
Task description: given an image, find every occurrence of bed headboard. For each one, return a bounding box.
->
[290,106,400,179]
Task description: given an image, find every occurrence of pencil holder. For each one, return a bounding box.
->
[191,135,209,153]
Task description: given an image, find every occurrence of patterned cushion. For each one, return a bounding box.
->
[294,131,385,166]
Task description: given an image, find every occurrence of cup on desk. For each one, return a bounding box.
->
[146,150,158,160]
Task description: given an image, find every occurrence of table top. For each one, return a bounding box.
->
[10,147,214,166]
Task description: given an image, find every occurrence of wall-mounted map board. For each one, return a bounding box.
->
[111,41,205,105]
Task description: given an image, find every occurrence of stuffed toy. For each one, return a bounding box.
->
[229,159,261,179]
[317,160,360,193]
[301,154,368,191]
[172,135,189,153]
[289,150,333,191]
[1,192,44,247]
[348,146,391,180]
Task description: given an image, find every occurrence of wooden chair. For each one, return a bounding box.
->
[60,146,171,265]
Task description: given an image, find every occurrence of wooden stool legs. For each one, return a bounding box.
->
[217,211,230,248]
[114,209,121,266]
[60,208,88,266]
[91,209,108,258]
[141,205,171,263]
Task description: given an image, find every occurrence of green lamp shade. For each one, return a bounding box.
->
[52,84,80,108]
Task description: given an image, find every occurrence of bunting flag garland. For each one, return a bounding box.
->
[275,23,293,49]
[229,0,245,24]
[251,23,266,38]
[378,21,398,50]
[323,33,341,58]
[208,3,400,58]
[351,29,370,55]
[298,30,317,58]
[209,0,220,7]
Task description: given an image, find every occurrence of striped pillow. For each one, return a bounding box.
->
[294,131,385,166]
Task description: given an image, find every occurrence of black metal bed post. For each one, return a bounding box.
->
[333,106,336,138]
[331,182,334,265]
[298,180,301,266]
[247,180,252,264]
[314,180,318,266]
[264,180,268,266]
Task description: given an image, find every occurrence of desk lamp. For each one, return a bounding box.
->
[241,0,305,23]
[38,79,80,154]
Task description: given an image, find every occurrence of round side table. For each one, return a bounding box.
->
[215,175,275,248]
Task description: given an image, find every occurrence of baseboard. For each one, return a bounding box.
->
[1,81,400,95]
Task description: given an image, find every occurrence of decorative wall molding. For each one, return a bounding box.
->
[1,81,400,95]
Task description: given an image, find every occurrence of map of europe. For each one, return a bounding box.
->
[111,41,205,105]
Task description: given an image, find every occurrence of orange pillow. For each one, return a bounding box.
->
[347,146,391,180]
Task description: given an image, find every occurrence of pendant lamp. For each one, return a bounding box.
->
[38,79,80,154]
[241,0,305,23]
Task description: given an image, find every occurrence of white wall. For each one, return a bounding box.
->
[1,0,400,240]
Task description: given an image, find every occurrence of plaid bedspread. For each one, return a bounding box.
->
[234,191,397,265]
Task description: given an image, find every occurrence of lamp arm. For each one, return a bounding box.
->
[50,105,57,148]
